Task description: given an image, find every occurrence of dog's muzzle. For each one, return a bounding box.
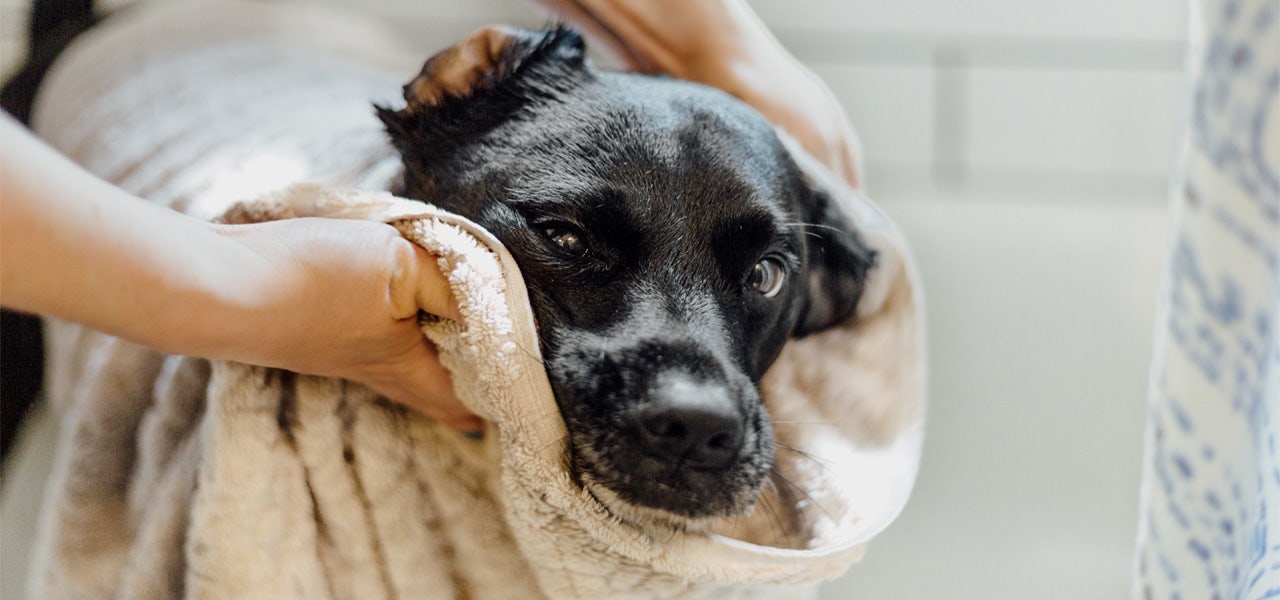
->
[549,332,774,520]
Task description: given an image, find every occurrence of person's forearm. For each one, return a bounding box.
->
[657,0,866,188]
[0,116,273,359]
[535,0,864,188]
[2,116,474,426]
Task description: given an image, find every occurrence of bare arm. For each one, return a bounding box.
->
[538,0,865,189]
[0,116,480,430]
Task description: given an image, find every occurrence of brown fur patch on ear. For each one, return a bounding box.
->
[377,26,587,181]
[405,26,522,109]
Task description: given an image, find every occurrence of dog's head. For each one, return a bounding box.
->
[378,27,874,524]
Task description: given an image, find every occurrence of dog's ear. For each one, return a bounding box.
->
[402,25,586,109]
[790,151,879,338]
[376,26,588,150]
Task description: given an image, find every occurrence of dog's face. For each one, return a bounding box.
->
[379,28,874,523]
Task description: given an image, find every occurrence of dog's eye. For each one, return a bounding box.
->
[747,257,786,298]
[542,224,587,256]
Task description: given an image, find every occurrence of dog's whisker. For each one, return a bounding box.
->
[656,517,684,544]
[782,220,844,233]
[758,474,783,518]
[773,442,833,471]
[765,469,810,540]
[520,430,579,474]
[507,339,544,364]
[530,434,565,455]
[726,511,744,540]
[782,221,840,242]
[757,490,796,550]
[769,467,832,523]
[770,420,838,427]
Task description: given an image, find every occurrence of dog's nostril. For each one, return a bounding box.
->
[707,432,733,450]
[638,377,744,469]
[649,419,687,441]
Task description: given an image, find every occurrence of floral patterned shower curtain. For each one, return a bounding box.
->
[1133,0,1279,598]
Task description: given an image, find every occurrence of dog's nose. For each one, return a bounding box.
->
[638,377,744,469]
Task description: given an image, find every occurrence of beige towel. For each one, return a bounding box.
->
[28,2,925,598]
[34,178,922,599]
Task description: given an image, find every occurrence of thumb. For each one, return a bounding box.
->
[388,236,461,322]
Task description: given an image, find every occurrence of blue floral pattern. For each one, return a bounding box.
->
[1134,0,1279,598]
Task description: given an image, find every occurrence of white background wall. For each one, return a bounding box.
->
[1,1,1185,598]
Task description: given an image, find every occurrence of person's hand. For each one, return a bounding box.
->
[1,116,481,431]
[217,217,483,431]
[535,0,865,188]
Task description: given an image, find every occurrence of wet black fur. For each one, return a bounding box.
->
[379,28,876,518]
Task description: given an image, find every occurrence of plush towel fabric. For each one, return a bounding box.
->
[28,2,925,598]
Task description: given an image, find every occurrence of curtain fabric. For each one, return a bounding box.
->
[1134,0,1279,598]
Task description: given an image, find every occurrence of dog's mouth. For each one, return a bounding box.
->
[568,432,776,527]
[573,439,775,523]
[550,362,776,525]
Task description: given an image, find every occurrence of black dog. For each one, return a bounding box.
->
[378,27,875,523]
[3,5,875,525]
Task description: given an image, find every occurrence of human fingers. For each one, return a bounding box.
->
[538,0,864,187]
[387,236,461,322]
[533,0,755,79]
[363,335,484,432]
[530,0,654,70]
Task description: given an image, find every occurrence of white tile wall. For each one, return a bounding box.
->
[965,67,1186,179]
[752,0,1187,42]
[782,34,1185,196]
[812,63,938,169]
